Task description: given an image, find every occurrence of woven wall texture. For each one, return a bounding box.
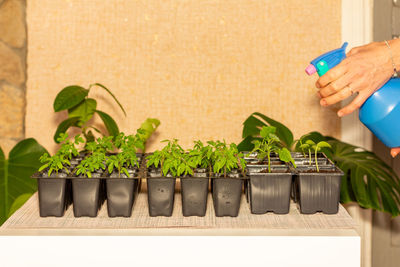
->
[26,0,341,152]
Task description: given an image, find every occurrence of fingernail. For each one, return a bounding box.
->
[337,111,343,117]
[316,83,321,89]
[392,151,398,158]
[320,99,327,106]
[317,92,322,99]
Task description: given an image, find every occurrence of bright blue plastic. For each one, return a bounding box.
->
[359,78,400,147]
[308,42,400,148]
[311,42,348,76]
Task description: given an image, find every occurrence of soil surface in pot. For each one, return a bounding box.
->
[258,169,291,173]
[299,169,338,173]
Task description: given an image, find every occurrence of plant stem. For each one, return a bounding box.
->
[267,150,271,173]
[315,146,319,172]
[308,149,312,166]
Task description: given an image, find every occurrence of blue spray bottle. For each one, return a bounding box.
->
[306,42,400,148]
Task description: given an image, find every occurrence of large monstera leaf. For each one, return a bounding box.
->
[239,112,400,217]
[0,139,48,225]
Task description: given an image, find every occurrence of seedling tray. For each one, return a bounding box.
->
[32,156,143,218]
[292,162,343,214]
[247,165,293,214]
[180,169,209,217]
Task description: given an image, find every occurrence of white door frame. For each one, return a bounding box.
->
[341,1,374,267]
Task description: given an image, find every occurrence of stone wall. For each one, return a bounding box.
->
[0,0,26,154]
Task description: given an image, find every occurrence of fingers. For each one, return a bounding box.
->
[316,60,349,88]
[391,148,400,158]
[320,85,354,106]
[319,72,353,98]
[337,90,371,117]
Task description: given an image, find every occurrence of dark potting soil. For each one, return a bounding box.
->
[258,169,291,174]
[300,169,337,173]
[247,161,284,166]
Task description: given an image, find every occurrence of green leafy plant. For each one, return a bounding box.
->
[250,126,295,172]
[239,112,400,216]
[53,83,126,143]
[114,132,140,169]
[209,140,246,178]
[76,151,107,178]
[146,139,195,177]
[0,139,48,225]
[106,153,130,177]
[39,133,83,175]
[298,138,331,172]
[187,140,214,176]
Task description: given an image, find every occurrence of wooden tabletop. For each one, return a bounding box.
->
[0,190,359,236]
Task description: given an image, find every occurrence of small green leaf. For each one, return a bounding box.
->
[260,126,275,138]
[53,86,89,112]
[317,141,331,149]
[95,110,119,137]
[305,140,316,146]
[53,117,80,143]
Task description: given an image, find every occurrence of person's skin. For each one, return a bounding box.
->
[315,39,400,157]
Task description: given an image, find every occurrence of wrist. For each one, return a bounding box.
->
[387,39,400,75]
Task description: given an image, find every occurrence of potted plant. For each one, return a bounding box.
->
[105,132,141,217]
[294,139,343,214]
[246,126,295,214]
[180,141,213,217]
[209,140,246,217]
[72,136,110,217]
[35,133,82,217]
[145,139,183,216]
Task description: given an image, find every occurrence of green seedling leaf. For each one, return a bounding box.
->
[278,147,296,168]
[260,126,276,139]
[317,141,331,149]
[68,98,97,123]
[53,85,89,112]
[95,110,119,137]
[305,140,316,146]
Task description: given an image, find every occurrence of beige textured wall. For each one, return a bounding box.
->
[26,0,341,153]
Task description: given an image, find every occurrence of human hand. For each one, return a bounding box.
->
[316,40,400,117]
[391,148,400,158]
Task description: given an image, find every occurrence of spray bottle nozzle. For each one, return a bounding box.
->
[305,64,317,75]
[305,42,348,77]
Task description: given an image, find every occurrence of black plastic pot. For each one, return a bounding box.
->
[72,178,103,217]
[212,174,243,217]
[37,177,70,217]
[106,170,139,217]
[294,165,343,214]
[247,165,292,214]
[146,170,176,217]
[181,169,209,217]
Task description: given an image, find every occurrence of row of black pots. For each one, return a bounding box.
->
[33,152,343,218]
[146,168,244,217]
[245,153,343,215]
[35,174,141,218]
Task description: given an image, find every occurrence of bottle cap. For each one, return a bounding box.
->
[305,64,317,75]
